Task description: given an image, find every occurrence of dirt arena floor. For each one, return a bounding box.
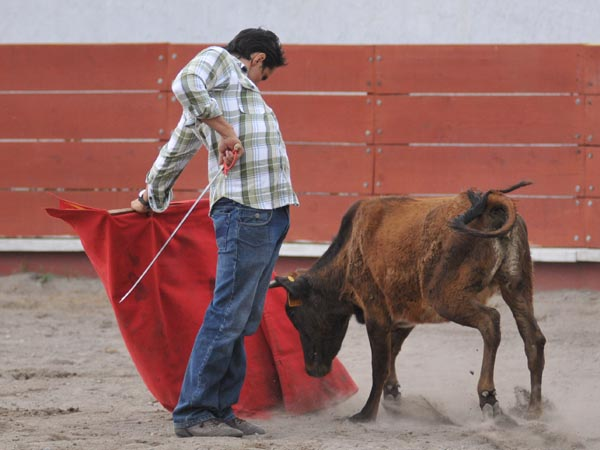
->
[1,272,599,450]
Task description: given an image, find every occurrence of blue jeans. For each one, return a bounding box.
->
[173,198,290,429]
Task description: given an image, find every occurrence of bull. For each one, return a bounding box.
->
[270,181,546,422]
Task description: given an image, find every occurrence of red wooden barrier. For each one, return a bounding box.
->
[167,45,375,93]
[0,93,167,140]
[374,45,582,94]
[373,95,584,145]
[0,43,598,249]
[373,146,585,196]
[0,142,206,190]
[0,44,168,90]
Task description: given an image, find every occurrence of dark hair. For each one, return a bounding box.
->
[225,28,287,69]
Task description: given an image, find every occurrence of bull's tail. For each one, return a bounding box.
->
[449,180,532,238]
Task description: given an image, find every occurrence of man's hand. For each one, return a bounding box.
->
[131,189,151,214]
[219,137,244,167]
[201,116,245,168]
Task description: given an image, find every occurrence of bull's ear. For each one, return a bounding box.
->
[269,275,299,292]
[269,275,308,302]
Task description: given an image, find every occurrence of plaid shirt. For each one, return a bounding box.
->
[146,46,298,212]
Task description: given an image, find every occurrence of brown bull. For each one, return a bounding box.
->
[271,181,546,422]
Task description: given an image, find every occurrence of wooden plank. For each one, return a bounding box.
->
[265,94,374,143]
[582,45,600,94]
[0,93,167,139]
[287,195,366,242]
[516,198,583,248]
[373,95,584,144]
[1,191,588,248]
[0,191,131,236]
[0,44,168,91]
[584,147,599,197]
[168,44,375,92]
[169,94,374,144]
[265,45,374,92]
[0,190,213,237]
[374,45,581,94]
[167,44,218,85]
[584,95,600,145]
[0,142,207,190]
[373,146,585,196]
[287,195,583,247]
[287,145,374,194]
[584,198,599,248]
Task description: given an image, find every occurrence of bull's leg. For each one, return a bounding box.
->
[499,275,546,418]
[350,321,391,422]
[433,299,502,417]
[383,325,414,401]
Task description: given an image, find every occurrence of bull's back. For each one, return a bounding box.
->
[348,196,461,324]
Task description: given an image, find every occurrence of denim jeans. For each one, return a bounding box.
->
[172,198,290,429]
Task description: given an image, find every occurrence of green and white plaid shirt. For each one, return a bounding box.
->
[146,46,298,212]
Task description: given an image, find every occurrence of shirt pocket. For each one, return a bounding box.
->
[238,79,266,115]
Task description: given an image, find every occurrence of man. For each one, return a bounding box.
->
[131,28,298,438]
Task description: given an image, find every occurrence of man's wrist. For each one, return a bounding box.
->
[138,189,150,209]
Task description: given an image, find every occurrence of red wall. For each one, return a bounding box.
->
[1,44,599,248]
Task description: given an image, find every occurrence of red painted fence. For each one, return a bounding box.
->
[0,44,598,248]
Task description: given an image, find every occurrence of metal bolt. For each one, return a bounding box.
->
[587,135,594,142]
[158,54,164,61]
[589,153,594,159]
[376,181,382,187]
[575,133,581,139]
[157,78,163,84]
[575,185,581,193]
[158,129,165,135]
[586,235,592,242]
[575,200,581,206]
[590,185,595,191]
[366,98,372,105]
[157,94,163,100]
[366,148,371,153]
[376,99,382,106]
[574,235,580,241]
[377,129,382,134]
[589,200,594,207]
[575,98,581,105]
[171,96,177,102]
[365,130,372,136]
[172,53,178,59]
[376,55,382,61]
[377,148,382,153]
[363,182,369,188]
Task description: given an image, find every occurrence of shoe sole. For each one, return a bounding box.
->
[174,427,243,438]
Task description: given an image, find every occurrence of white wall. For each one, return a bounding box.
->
[2,0,600,44]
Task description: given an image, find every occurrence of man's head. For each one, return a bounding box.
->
[226,28,287,85]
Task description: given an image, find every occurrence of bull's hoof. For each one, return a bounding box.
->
[482,401,502,420]
[482,403,519,428]
[349,411,376,423]
[525,406,542,420]
[383,383,401,401]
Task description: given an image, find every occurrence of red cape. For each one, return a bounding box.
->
[47,198,357,417]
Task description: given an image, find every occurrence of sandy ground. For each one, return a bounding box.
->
[1,272,599,450]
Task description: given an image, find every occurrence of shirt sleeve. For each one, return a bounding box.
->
[145,116,201,212]
[172,47,232,123]
[144,47,232,212]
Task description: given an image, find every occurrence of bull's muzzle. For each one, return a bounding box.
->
[305,362,332,378]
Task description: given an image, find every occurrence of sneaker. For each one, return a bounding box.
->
[174,419,243,438]
[225,417,266,435]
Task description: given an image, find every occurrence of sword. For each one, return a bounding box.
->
[119,149,240,304]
